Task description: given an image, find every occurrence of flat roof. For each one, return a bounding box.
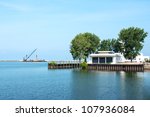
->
[90,53,121,57]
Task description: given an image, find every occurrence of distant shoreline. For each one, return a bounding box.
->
[0,60,20,62]
[0,60,47,62]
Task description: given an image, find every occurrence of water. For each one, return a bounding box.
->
[0,62,150,100]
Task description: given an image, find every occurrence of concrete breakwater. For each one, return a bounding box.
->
[48,61,144,72]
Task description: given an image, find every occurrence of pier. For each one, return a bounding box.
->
[48,61,80,69]
[48,61,144,72]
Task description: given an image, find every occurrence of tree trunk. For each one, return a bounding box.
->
[84,58,87,62]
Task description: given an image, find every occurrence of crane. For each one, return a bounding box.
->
[23,49,37,61]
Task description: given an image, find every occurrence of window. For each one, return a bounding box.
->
[92,57,98,63]
[106,57,113,63]
[99,57,105,63]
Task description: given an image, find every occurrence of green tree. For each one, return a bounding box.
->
[99,39,111,51]
[118,27,148,62]
[70,32,100,62]
[99,38,117,51]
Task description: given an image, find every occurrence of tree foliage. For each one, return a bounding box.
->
[118,27,148,62]
[99,39,111,51]
[70,27,148,63]
[70,32,100,61]
[99,39,117,51]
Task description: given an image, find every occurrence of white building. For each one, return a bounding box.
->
[89,51,149,64]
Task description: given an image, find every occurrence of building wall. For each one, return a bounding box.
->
[89,52,149,64]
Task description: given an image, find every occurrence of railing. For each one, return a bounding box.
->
[48,60,81,64]
[48,60,81,69]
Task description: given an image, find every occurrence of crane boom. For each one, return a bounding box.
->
[24,49,37,61]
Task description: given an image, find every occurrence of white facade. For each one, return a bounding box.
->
[124,53,149,63]
[89,51,123,64]
[89,51,149,64]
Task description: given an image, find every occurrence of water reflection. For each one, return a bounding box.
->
[70,70,99,100]
[142,72,150,99]
[70,70,119,99]
[70,70,145,100]
[115,72,144,99]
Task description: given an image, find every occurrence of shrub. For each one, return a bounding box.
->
[80,62,88,70]
[49,61,57,66]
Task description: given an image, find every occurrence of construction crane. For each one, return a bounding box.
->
[23,49,37,61]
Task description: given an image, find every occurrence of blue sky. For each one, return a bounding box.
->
[0,0,150,60]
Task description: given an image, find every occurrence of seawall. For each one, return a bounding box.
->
[144,63,150,70]
[48,62,144,72]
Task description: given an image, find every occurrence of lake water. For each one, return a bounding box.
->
[0,62,150,100]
